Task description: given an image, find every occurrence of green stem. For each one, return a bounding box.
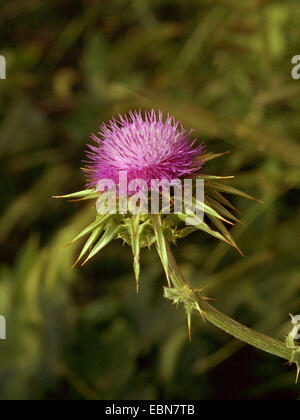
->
[161,242,293,362]
[196,299,292,361]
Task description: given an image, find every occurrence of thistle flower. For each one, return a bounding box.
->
[55,109,255,293]
[55,111,300,378]
[84,109,205,191]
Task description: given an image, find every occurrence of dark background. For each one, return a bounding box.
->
[0,0,300,400]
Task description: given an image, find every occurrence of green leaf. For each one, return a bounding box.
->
[208,189,241,215]
[127,214,152,292]
[175,226,198,239]
[207,214,244,256]
[72,225,105,268]
[151,215,170,286]
[197,151,230,163]
[206,197,244,225]
[190,198,234,225]
[197,174,234,180]
[65,213,113,246]
[207,181,262,202]
[53,189,97,199]
[177,213,233,247]
[82,219,122,265]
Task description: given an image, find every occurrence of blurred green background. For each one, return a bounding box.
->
[1,0,300,400]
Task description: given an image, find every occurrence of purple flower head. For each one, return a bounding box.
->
[84,110,205,192]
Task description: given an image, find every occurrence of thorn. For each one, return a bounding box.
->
[197,286,215,304]
[188,324,192,343]
[235,244,245,257]
[296,367,300,384]
[198,285,209,293]
[218,215,234,226]
[81,257,89,267]
[247,195,264,204]
[72,257,81,269]
[61,241,73,250]
[233,206,241,216]
[136,277,139,294]
[201,296,216,302]
[199,309,206,323]
[165,271,171,288]
[187,311,192,342]
[81,167,97,172]
[195,302,206,322]
[69,198,87,202]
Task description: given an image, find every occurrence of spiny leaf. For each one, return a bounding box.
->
[53,189,96,199]
[198,151,230,163]
[68,192,100,202]
[208,214,244,256]
[291,349,300,384]
[128,214,152,292]
[177,213,233,247]
[131,214,142,293]
[175,226,198,239]
[164,286,206,340]
[208,189,241,215]
[151,215,170,286]
[81,220,122,265]
[206,197,245,226]
[190,198,234,226]
[64,213,113,247]
[197,175,234,181]
[72,225,105,268]
[207,181,263,203]
[202,201,234,226]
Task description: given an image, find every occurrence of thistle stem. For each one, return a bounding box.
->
[162,242,293,362]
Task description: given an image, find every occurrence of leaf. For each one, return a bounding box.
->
[64,213,113,247]
[207,214,244,256]
[206,181,263,202]
[68,192,101,202]
[72,225,105,268]
[190,198,234,225]
[175,226,199,239]
[53,189,97,199]
[127,214,152,292]
[206,197,245,225]
[207,189,241,215]
[197,151,230,163]
[130,214,142,292]
[81,219,122,265]
[151,215,170,286]
[177,213,233,247]
[197,174,234,180]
